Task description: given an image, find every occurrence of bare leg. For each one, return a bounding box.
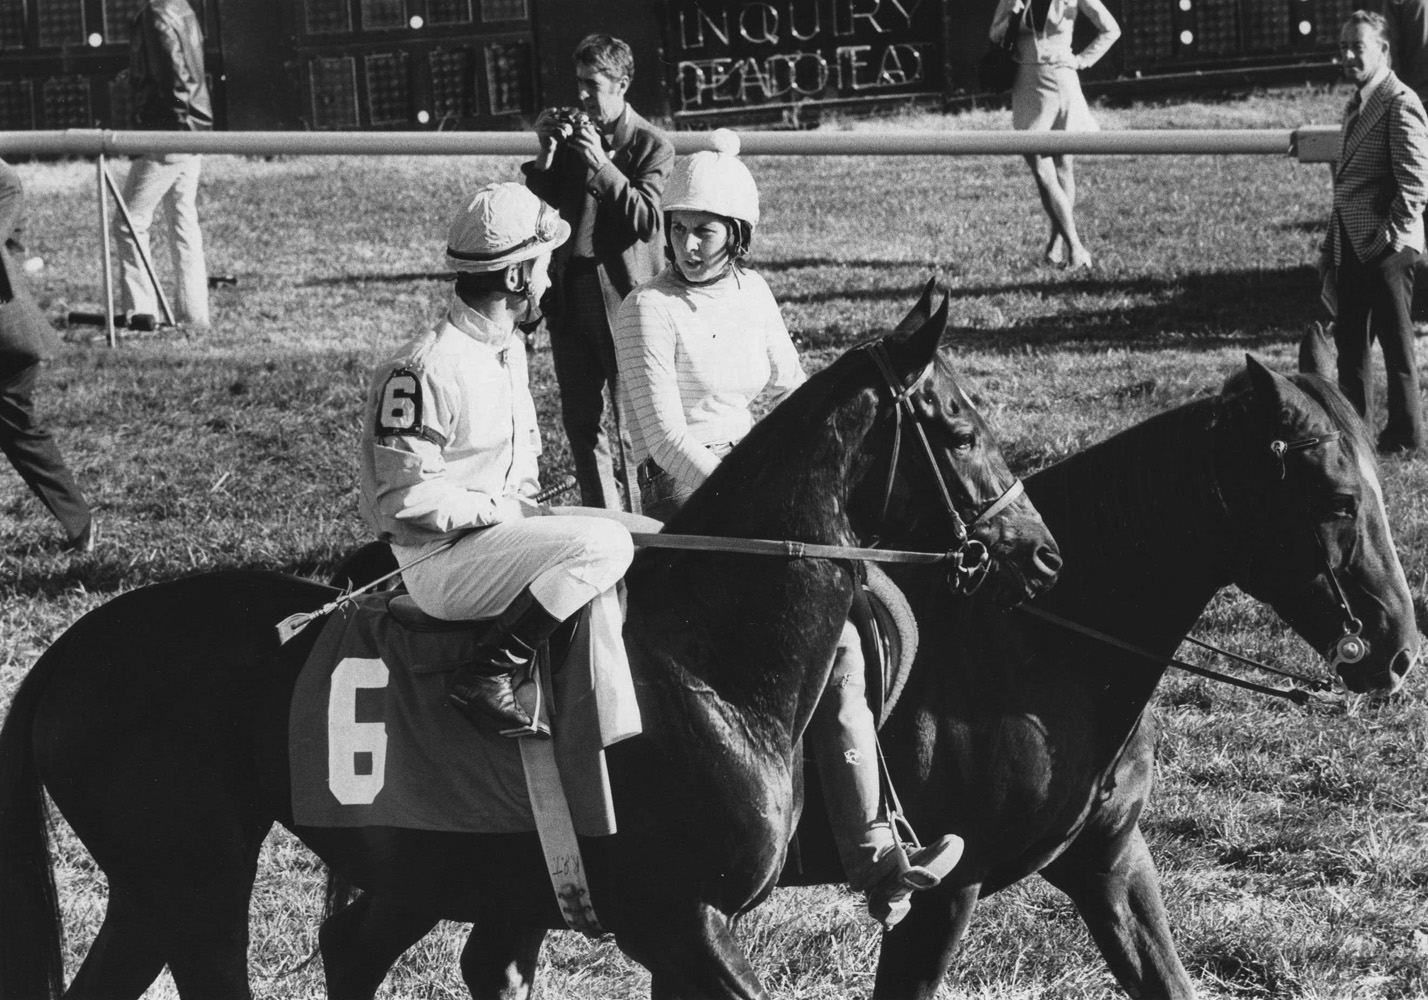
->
[1056,156,1091,268]
[1039,824,1196,1000]
[1024,154,1090,268]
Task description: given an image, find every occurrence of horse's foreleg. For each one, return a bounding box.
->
[1039,823,1196,1000]
[318,892,439,1000]
[459,920,546,1000]
[872,881,980,1000]
[614,903,766,1000]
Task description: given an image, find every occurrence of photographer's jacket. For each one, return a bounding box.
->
[521,106,673,325]
[128,0,212,131]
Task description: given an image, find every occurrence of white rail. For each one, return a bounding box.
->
[0,126,1343,160]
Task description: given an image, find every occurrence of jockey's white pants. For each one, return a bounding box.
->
[394,509,639,622]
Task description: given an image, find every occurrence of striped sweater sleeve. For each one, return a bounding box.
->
[614,288,722,491]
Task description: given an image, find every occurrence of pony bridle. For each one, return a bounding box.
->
[1270,432,1367,674]
[865,342,1025,595]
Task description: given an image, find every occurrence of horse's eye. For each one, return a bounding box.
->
[1326,494,1358,519]
[951,430,976,453]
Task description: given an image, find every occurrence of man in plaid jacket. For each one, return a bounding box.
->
[1324,10,1428,456]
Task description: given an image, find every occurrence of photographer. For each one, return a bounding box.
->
[522,34,674,511]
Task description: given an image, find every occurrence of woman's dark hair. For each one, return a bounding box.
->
[663,212,753,274]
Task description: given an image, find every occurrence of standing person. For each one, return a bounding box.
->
[0,159,95,552]
[1322,10,1428,457]
[522,33,674,511]
[990,0,1120,269]
[1367,0,1428,105]
[115,0,211,331]
[361,182,636,738]
[614,136,962,930]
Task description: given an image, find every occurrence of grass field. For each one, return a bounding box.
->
[3,83,1428,998]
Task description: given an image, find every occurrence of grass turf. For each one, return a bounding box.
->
[2,83,1427,998]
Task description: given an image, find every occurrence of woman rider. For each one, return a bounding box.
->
[612,133,961,928]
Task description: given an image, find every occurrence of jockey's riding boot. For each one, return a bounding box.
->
[447,589,562,738]
[864,833,965,930]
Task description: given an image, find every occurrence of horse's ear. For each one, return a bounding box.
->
[1298,321,1337,378]
[1245,354,1315,427]
[890,277,939,338]
[883,291,949,383]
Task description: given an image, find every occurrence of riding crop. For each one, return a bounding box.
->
[275,477,579,644]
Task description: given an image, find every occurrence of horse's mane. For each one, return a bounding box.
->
[1028,397,1230,585]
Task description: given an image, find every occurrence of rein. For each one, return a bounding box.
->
[862,341,1026,594]
[1269,431,1369,672]
[1016,605,1319,705]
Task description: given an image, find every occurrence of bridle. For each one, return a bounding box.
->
[863,341,1025,595]
[1268,431,1367,675]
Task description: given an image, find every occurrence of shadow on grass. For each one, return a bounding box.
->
[790,264,1396,353]
[0,542,362,601]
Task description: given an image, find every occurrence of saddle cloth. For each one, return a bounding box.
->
[289,591,626,836]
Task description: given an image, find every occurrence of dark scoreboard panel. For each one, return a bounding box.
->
[0,0,533,132]
[0,0,1352,132]
[1122,0,1353,70]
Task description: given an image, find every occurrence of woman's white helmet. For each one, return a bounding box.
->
[446,182,570,273]
[662,129,759,229]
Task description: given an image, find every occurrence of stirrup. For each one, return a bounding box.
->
[896,834,963,891]
[500,666,551,740]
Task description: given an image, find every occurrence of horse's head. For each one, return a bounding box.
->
[1227,356,1418,696]
[850,281,1061,606]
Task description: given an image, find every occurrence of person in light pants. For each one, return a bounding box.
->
[115,0,212,330]
[116,154,208,328]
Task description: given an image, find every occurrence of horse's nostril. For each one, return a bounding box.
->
[1033,545,1063,579]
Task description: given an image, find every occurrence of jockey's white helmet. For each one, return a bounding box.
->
[446,182,570,273]
[662,129,759,229]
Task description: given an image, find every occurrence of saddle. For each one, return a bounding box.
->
[287,590,618,837]
[857,564,920,728]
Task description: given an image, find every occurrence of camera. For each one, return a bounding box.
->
[547,107,591,132]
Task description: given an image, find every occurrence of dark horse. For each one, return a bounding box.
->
[306,352,1421,999]
[848,355,1418,999]
[0,292,1061,1000]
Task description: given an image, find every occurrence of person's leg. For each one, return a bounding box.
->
[1333,254,1375,420]
[399,517,633,734]
[1024,154,1087,268]
[114,156,181,318]
[164,155,210,329]
[1369,247,1423,451]
[552,271,622,510]
[1055,155,1091,267]
[807,619,962,930]
[0,362,92,543]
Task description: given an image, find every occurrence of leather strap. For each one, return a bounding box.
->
[518,657,603,936]
[629,532,958,565]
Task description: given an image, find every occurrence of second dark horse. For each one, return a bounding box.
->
[323,353,1417,1000]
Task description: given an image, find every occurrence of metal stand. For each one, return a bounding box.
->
[96,156,115,348]
[99,160,175,329]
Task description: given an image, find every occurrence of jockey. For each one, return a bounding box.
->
[612,136,963,928]
[360,182,635,738]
